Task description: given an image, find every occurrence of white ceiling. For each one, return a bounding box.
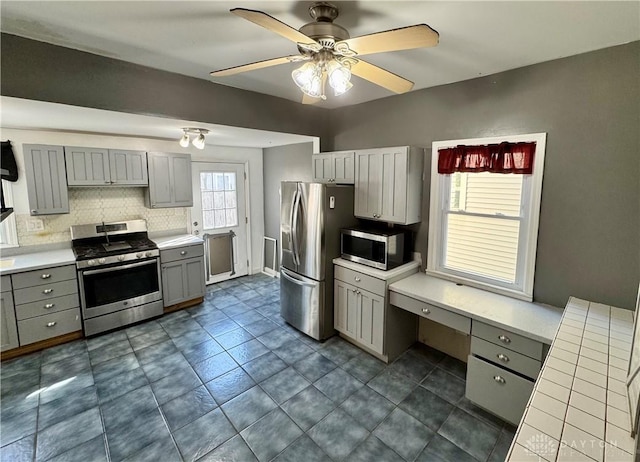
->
[1,1,638,109]
[0,96,317,148]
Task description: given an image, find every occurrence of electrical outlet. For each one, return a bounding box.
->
[26,218,44,232]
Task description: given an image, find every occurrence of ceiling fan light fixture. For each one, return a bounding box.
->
[292,62,317,89]
[327,60,352,96]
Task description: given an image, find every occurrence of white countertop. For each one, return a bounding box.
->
[0,249,76,276]
[333,258,420,281]
[151,234,204,250]
[507,297,637,461]
[389,273,563,344]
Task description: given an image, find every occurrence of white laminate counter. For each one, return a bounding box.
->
[0,249,76,276]
[389,273,563,344]
[151,234,204,250]
[332,258,420,281]
[507,297,637,462]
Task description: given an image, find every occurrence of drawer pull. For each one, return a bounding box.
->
[46,321,57,327]
[43,288,54,294]
[44,303,55,309]
[493,375,506,384]
[354,277,361,282]
[498,335,511,344]
[41,273,52,279]
[180,251,187,256]
[497,353,510,362]
[422,308,431,315]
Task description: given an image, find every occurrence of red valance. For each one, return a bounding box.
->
[438,141,536,174]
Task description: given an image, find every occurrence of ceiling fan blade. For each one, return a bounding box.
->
[211,55,306,77]
[350,59,414,94]
[335,24,439,57]
[231,8,321,51]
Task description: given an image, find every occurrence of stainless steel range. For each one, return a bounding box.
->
[71,219,163,336]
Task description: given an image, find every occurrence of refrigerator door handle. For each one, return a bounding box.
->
[281,267,315,287]
[287,188,297,264]
[291,187,302,266]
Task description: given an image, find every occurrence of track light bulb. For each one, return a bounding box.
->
[192,132,206,150]
[179,132,190,148]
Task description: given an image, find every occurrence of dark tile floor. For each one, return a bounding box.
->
[1,274,515,462]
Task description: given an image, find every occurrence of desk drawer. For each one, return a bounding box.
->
[472,321,543,360]
[160,245,204,264]
[334,265,385,296]
[13,279,78,305]
[15,293,80,321]
[465,355,534,426]
[12,265,76,289]
[18,308,81,345]
[471,336,541,380]
[390,292,471,334]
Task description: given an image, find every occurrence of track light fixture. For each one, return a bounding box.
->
[179,128,209,150]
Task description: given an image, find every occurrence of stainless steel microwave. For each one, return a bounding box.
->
[340,228,410,270]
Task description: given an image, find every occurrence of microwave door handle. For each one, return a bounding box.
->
[81,259,157,276]
[291,188,301,266]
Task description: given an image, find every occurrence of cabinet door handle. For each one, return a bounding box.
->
[422,308,430,315]
[498,335,511,344]
[41,273,52,279]
[46,321,57,327]
[496,353,510,362]
[44,303,55,309]
[493,375,506,384]
[356,290,361,295]
[180,251,187,256]
[354,277,361,282]
[104,181,111,184]
[31,210,38,214]
[43,288,54,294]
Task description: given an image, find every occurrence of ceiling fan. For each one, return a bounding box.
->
[210,2,439,104]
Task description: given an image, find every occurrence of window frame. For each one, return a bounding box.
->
[0,180,19,249]
[427,133,547,301]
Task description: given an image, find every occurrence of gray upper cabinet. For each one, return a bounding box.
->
[312,151,355,184]
[146,152,193,208]
[65,147,148,186]
[354,146,424,225]
[109,150,148,185]
[23,144,70,215]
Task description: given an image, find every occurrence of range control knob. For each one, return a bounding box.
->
[145,251,154,258]
[117,255,126,261]
[136,252,143,259]
[87,259,96,266]
[98,258,106,264]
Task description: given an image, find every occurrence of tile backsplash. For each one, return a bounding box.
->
[16,188,188,246]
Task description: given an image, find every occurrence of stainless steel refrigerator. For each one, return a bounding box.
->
[280,182,357,340]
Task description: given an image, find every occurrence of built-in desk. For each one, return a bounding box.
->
[389,273,564,426]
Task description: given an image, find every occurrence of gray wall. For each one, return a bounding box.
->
[329,42,640,309]
[0,34,331,145]
[263,142,315,268]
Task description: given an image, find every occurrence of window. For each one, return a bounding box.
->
[427,133,546,301]
[200,171,238,229]
[0,180,18,248]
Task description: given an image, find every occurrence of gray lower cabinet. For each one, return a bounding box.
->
[23,144,70,215]
[65,147,148,186]
[1,276,19,352]
[11,265,81,347]
[160,244,205,307]
[465,320,545,426]
[146,152,193,208]
[334,262,418,362]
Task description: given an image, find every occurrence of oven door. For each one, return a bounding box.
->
[79,259,162,319]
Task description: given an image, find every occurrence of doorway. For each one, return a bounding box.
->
[190,162,249,284]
